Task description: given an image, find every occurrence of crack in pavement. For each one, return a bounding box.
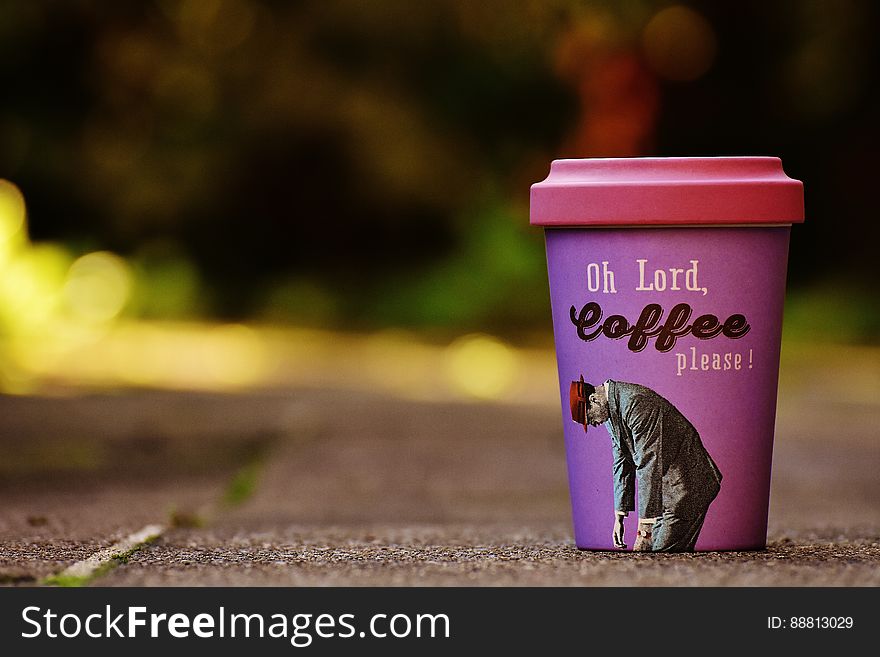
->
[42,524,165,587]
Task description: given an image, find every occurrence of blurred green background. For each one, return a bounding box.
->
[1,0,878,395]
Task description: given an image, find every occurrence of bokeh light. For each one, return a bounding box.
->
[0,179,27,259]
[444,333,519,400]
[642,6,717,82]
[0,244,69,331]
[62,251,133,324]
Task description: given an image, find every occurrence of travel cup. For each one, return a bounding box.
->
[531,157,804,551]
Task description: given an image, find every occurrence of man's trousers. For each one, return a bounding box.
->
[651,509,709,552]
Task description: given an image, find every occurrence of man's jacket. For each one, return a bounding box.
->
[605,380,722,519]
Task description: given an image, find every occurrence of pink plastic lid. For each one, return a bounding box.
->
[530,157,804,226]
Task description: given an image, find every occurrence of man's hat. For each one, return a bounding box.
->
[569,375,595,432]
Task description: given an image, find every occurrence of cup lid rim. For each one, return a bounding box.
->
[530,156,804,226]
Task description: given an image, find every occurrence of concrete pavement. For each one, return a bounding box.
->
[1,342,878,586]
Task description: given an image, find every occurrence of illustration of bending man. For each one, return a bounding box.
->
[570,376,722,552]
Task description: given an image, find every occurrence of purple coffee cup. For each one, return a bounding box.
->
[531,157,804,552]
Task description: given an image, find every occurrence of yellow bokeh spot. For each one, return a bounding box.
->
[444,333,519,400]
[63,251,133,323]
[0,244,71,331]
[0,179,27,258]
